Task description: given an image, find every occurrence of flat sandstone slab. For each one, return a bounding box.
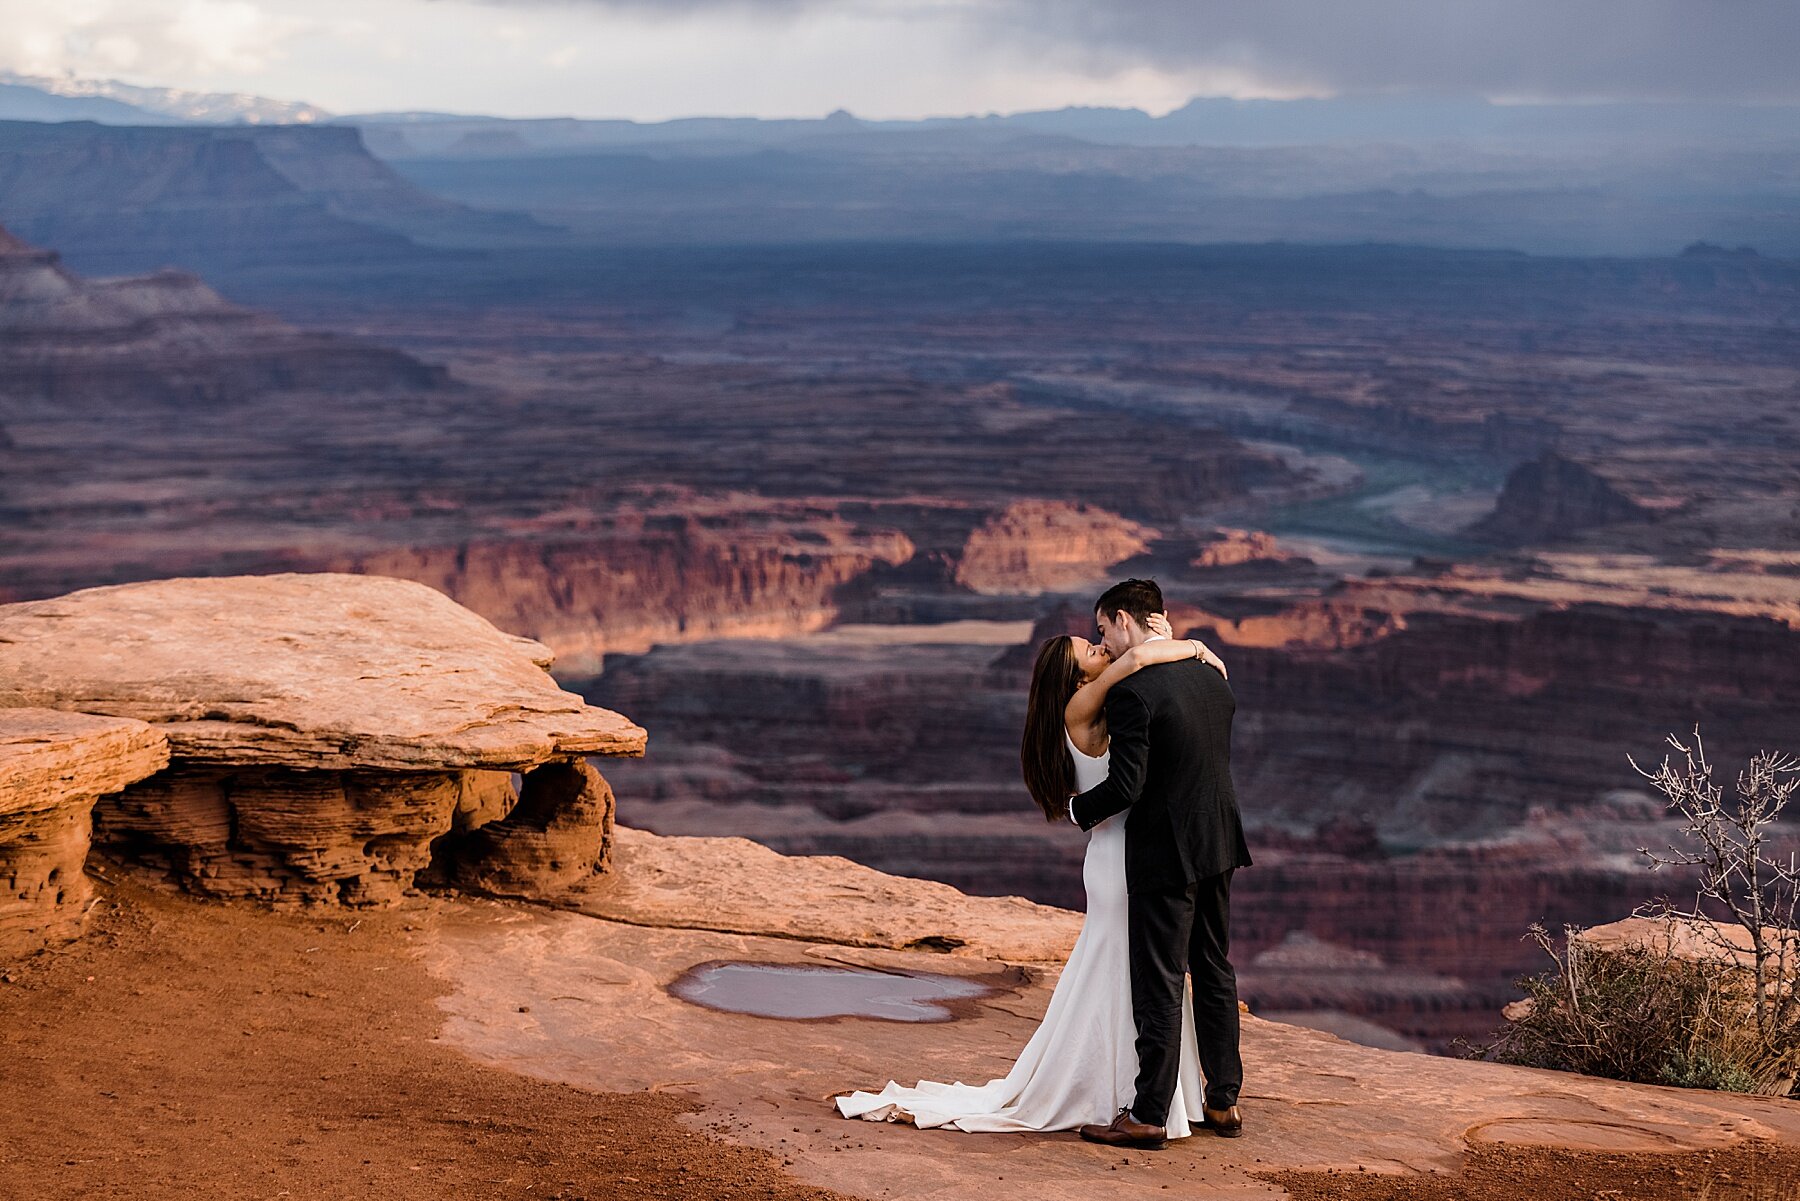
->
[0,574,645,771]
[428,900,1800,1201]
[0,708,168,813]
[570,826,1082,963]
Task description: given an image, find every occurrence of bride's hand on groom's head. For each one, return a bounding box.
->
[1146,612,1174,638]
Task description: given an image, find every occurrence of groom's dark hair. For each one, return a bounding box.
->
[1095,578,1163,627]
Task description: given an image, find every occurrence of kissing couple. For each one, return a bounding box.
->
[835,578,1253,1147]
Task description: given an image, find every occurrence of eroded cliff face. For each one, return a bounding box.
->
[1211,585,1800,839]
[308,496,1190,671]
[334,510,917,674]
[0,710,168,957]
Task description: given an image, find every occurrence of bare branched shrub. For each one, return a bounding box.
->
[1473,730,1800,1095]
[1635,729,1800,1071]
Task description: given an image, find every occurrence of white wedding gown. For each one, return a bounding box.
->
[834,731,1206,1135]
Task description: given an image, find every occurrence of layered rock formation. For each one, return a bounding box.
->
[0,246,1306,662]
[0,223,444,401]
[0,574,644,906]
[336,506,918,673]
[952,501,1152,595]
[439,758,617,898]
[1190,526,1296,568]
[0,709,167,956]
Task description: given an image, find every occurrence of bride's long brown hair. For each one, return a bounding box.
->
[1021,635,1084,822]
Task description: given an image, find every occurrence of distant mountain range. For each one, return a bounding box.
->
[0,72,331,125]
[6,71,1799,154]
[353,95,1800,159]
[2,72,1796,262]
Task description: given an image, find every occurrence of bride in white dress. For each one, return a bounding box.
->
[834,617,1227,1136]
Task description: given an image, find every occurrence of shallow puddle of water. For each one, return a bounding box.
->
[668,961,996,1022]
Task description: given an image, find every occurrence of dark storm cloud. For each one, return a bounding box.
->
[495,0,1800,102]
[1004,0,1800,102]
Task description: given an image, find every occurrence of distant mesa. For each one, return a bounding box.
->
[1190,527,1297,569]
[1465,450,1664,545]
[1680,241,1761,259]
[0,223,447,401]
[0,119,555,276]
[1240,930,1477,1052]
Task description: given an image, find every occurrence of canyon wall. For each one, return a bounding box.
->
[337,512,917,674]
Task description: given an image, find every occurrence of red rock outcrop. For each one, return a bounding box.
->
[438,758,616,898]
[952,501,1153,594]
[0,709,168,957]
[0,574,644,906]
[572,825,1082,962]
[97,765,472,905]
[1190,527,1295,568]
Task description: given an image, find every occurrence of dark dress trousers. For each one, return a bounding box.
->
[1069,657,1252,1122]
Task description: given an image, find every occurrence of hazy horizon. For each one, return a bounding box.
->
[3,0,1798,124]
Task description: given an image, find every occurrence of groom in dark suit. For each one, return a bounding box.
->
[1070,578,1252,1148]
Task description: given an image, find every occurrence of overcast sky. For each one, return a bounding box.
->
[2,0,1795,121]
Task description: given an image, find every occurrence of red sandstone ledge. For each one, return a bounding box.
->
[0,574,645,771]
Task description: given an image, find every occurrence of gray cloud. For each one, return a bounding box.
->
[491,0,1800,102]
[1008,0,1800,103]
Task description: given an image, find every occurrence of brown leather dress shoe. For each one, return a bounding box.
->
[1078,1109,1168,1150]
[1201,1104,1244,1138]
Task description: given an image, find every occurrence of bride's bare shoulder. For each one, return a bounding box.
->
[1065,723,1108,759]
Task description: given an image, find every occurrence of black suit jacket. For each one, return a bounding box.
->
[1070,657,1251,889]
